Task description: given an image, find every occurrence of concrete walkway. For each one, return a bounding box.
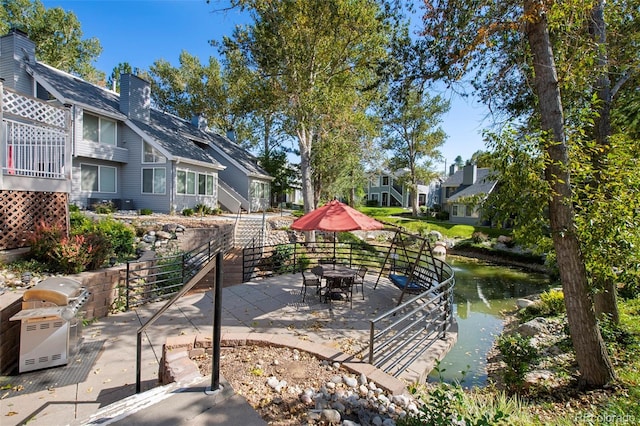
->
[0,272,455,426]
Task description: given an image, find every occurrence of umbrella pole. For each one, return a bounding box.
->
[333,232,336,268]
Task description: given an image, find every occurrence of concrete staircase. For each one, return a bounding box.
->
[222,217,266,286]
[233,217,266,248]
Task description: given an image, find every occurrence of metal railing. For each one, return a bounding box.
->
[242,239,387,281]
[369,259,454,377]
[124,239,225,309]
[131,236,229,393]
[241,232,455,375]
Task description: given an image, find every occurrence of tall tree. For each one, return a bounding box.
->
[379,85,448,216]
[1,0,104,83]
[420,0,616,387]
[107,62,133,92]
[223,0,390,228]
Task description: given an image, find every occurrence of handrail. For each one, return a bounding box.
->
[134,239,226,393]
[240,237,455,376]
[368,271,455,377]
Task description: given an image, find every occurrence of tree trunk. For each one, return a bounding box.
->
[411,184,419,217]
[524,0,615,387]
[298,124,316,243]
[590,0,619,323]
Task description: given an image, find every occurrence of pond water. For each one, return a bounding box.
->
[428,256,550,388]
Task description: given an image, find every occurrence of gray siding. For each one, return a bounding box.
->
[120,127,171,213]
[0,31,35,94]
[217,159,250,199]
[173,163,219,213]
[70,157,122,209]
[120,74,150,122]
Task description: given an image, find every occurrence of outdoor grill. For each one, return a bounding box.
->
[10,277,90,373]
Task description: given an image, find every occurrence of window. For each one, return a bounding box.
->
[206,175,215,195]
[83,113,116,145]
[177,170,197,195]
[251,180,270,199]
[80,164,116,193]
[465,205,474,217]
[452,205,458,216]
[198,173,215,195]
[382,176,389,186]
[142,168,166,194]
[143,141,166,163]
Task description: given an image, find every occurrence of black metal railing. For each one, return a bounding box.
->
[242,239,387,281]
[124,239,226,309]
[131,236,230,393]
[241,231,455,374]
[369,257,455,377]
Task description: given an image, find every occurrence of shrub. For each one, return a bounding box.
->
[28,213,136,273]
[435,211,449,221]
[297,253,310,272]
[93,201,117,214]
[497,333,539,390]
[51,234,95,274]
[193,203,213,215]
[271,244,294,273]
[365,199,380,207]
[139,208,153,215]
[400,362,510,425]
[92,217,136,261]
[28,221,64,262]
[182,208,194,216]
[472,231,489,243]
[540,289,565,315]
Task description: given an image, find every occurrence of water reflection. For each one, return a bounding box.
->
[428,257,550,388]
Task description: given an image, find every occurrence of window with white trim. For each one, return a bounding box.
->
[80,164,116,193]
[250,180,270,199]
[142,141,166,163]
[142,167,166,194]
[83,113,116,145]
[465,205,474,216]
[177,170,197,195]
[198,173,215,195]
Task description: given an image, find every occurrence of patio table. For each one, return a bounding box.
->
[315,265,356,305]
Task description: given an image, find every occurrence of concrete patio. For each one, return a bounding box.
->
[0,271,456,425]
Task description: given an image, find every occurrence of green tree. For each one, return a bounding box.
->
[379,85,448,216]
[420,0,616,387]
[148,52,238,135]
[258,149,295,207]
[107,62,133,92]
[223,0,390,234]
[1,0,104,83]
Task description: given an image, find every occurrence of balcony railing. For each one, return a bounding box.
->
[3,119,66,178]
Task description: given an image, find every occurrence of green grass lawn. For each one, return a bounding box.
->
[359,206,510,240]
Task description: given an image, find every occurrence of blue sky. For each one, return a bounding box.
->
[41,0,488,172]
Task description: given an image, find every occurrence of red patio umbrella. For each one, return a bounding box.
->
[291,200,384,260]
[291,200,384,232]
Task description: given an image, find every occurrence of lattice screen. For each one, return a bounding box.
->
[0,191,68,250]
[3,88,67,129]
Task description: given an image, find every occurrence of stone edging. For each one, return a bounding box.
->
[159,332,409,396]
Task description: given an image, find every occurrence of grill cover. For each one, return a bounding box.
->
[22,277,84,306]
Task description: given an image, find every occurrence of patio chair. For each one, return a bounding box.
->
[323,276,354,308]
[353,265,367,299]
[301,270,321,302]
